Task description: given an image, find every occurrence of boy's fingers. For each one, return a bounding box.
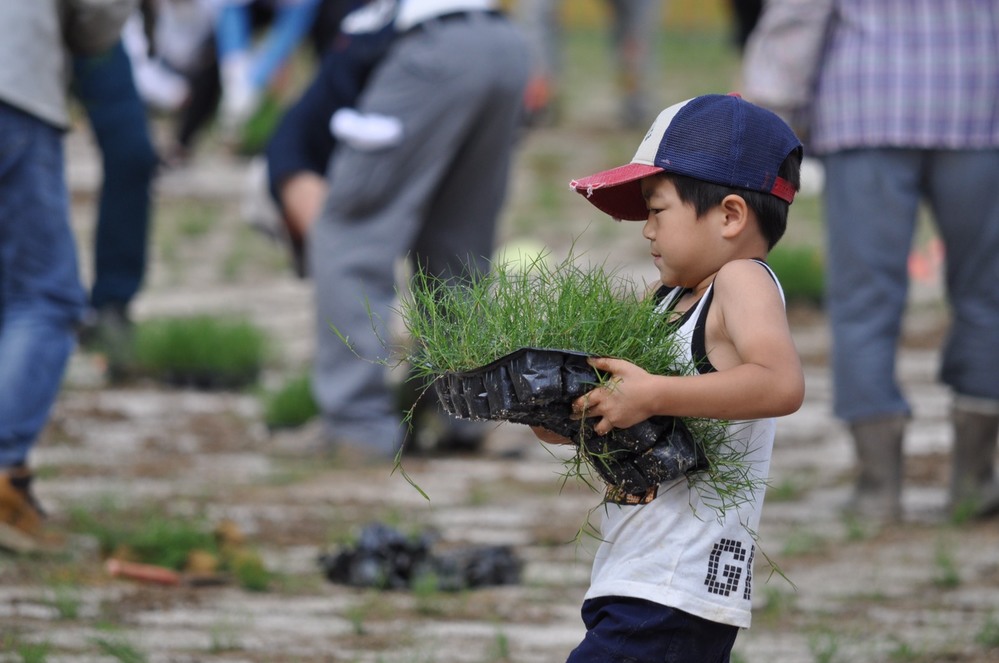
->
[587,356,626,375]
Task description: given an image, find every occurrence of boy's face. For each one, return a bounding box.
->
[639,176,715,288]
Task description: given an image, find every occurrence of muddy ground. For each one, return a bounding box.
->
[3,64,999,663]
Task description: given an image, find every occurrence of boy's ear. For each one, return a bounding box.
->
[718,194,750,239]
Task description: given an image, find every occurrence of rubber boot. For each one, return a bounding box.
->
[845,414,907,523]
[950,397,999,519]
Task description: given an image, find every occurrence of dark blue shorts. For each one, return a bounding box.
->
[566,596,739,663]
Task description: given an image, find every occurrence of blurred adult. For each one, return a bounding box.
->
[516,0,662,129]
[73,39,160,366]
[125,0,326,163]
[213,0,322,137]
[263,0,395,277]
[806,0,999,521]
[310,0,530,460]
[727,0,762,52]
[0,0,132,552]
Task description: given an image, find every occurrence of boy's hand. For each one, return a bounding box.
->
[573,357,657,436]
[530,426,573,445]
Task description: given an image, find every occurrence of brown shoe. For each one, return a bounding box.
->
[0,468,49,554]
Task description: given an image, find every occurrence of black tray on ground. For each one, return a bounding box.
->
[433,348,706,495]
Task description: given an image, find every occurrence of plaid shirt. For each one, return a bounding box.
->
[810,0,999,154]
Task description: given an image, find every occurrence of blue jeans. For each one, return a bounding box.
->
[566,597,738,663]
[0,103,86,468]
[73,40,158,310]
[824,149,999,422]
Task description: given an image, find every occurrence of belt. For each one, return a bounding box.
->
[404,10,503,35]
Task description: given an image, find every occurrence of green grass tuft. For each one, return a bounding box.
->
[767,244,825,306]
[132,314,269,389]
[263,372,319,429]
[391,250,767,518]
[69,507,217,571]
[400,250,683,379]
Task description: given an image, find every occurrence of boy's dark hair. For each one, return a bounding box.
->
[659,148,802,250]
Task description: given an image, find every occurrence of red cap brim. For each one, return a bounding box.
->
[570,163,663,221]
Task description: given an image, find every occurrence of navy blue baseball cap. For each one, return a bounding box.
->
[570,93,803,221]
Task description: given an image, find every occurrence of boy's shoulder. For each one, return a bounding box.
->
[712,258,783,305]
[716,257,777,281]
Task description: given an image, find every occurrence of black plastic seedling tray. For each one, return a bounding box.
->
[433,348,706,495]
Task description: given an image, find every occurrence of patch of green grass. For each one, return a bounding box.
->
[237,93,283,156]
[132,314,269,389]
[808,628,842,663]
[230,549,271,592]
[411,571,446,615]
[781,527,827,557]
[263,372,319,429]
[46,583,81,620]
[756,585,797,624]
[766,477,804,502]
[68,507,217,571]
[767,244,825,306]
[932,537,960,589]
[976,613,999,649]
[2,634,52,663]
[68,505,270,591]
[176,203,216,238]
[485,630,511,662]
[888,637,923,661]
[91,636,147,663]
[207,616,244,653]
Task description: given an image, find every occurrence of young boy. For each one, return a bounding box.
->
[536,93,805,662]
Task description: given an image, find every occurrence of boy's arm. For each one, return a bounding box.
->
[577,260,805,436]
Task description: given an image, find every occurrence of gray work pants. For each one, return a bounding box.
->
[309,13,530,454]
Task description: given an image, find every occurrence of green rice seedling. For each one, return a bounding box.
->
[486,630,511,662]
[132,314,269,389]
[237,93,283,155]
[46,583,81,620]
[68,506,217,571]
[230,549,271,592]
[208,619,243,653]
[90,636,147,663]
[263,372,319,429]
[976,613,999,649]
[932,537,960,589]
[781,526,827,557]
[757,585,797,624]
[807,628,841,663]
[386,250,767,520]
[16,641,52,663]
[767,476,804,502]
[888,637,922,662]
[176,202,215,238]
[345,603,369,636]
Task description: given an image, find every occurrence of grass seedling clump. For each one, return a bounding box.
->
[394,251,765,518]
[401,252,682,379]
[132,314,269,389]
[262,372,319,429]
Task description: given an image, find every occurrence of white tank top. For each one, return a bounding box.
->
[584,261,783,629]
